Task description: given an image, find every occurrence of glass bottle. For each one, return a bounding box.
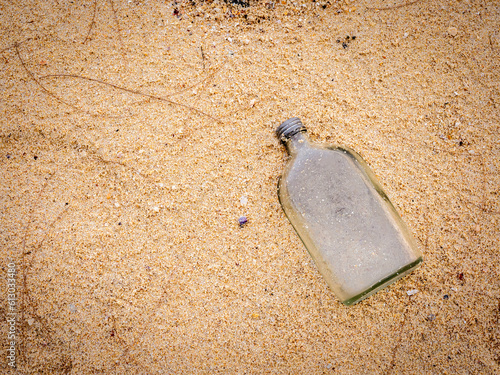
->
[276,117,422,305]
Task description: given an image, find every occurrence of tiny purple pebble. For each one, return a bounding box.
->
[238,216,248,226]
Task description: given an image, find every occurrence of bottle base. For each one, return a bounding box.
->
[341,257,423,306]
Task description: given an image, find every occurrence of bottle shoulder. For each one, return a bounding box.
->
[290,141,361,158]
[281,142,391,198]
[282,143,361,175]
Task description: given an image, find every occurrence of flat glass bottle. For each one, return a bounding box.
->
[276,117,422,305]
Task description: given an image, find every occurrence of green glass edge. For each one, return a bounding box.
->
[341,257,423,306]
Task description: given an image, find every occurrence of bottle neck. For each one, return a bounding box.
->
[284,132,311,156]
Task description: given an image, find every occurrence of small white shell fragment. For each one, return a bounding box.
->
[240,196,248,206]
[407,289,419,296]
[152,206,160,212]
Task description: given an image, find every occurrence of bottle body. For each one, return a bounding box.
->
[277,118,422,305]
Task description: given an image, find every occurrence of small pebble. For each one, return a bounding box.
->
[69,303,77,313]
[443,294,449,300]
[152,206,160,212]
[27,318,35,326]
[427,314,436,321]
[407,289,419,296]
[448,26,458,37]
[238,216,248,226]
[240,196,248,206]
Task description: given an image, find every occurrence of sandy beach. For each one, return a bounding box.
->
[1,0,499,373]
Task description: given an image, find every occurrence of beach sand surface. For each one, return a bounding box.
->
[1,0,499,373]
